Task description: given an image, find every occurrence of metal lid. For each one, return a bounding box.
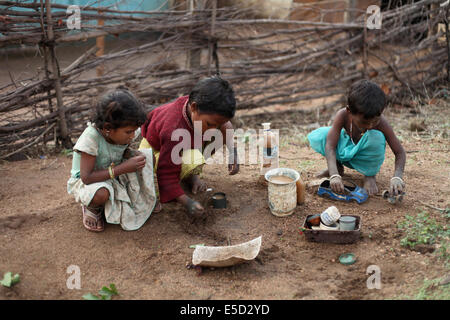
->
[339,253,356,265]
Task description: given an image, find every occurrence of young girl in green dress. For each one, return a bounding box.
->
[67,87,159,232]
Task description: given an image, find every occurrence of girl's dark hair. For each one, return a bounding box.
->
[347,79,386,119]
[93,86,147,129]
[188,76,236,118]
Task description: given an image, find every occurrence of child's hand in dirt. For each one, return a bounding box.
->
[390,177,405,196]
[185,198,204,218]
[121,155,146,173]
[330,176,345,194]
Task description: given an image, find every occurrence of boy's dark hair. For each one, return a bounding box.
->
[347,79,386,119]
[94,86,147,129]
[188,76,236,118]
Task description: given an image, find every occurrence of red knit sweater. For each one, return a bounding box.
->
[141,96,195,203]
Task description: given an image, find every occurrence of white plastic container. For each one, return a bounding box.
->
[264,168,299,217]
[320,206,341,226]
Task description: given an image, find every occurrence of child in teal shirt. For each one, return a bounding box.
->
[307,80,406,196]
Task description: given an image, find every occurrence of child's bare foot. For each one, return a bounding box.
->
[153,201,162,213]
[363,176,378,195]
[316,162,344,178]
[186,174,207,194]
[82,205,104,232]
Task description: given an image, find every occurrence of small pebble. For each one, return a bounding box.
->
[277,230,283,236]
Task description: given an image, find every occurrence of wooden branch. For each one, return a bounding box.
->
[0,123,56,160]
[0,0,447,157]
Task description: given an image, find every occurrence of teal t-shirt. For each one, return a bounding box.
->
[307,126,386,177]
[70,124,128,179]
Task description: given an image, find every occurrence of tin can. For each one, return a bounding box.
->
[339,216,356,231]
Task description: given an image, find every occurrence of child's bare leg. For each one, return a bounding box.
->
[363,176,378,195]
[316,161,344,178]
[84,188,109,230]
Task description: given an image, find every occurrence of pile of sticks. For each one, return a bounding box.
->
[0,0,448,159]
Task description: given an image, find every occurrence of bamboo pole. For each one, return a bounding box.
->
[363,14,368,78]
[186,0,206,70]
[96,10,105,77]
[207,0,217,75]
[44,0,72,149]
[445,4,450,82]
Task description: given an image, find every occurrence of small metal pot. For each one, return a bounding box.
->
[212,192,227,209]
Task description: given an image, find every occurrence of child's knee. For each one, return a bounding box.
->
[91,187,110,205]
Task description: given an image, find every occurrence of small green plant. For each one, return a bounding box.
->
[83,283,118,300]
[393,277,450,300]
[0,272,20,288]
[398,210,449,266]
[414,278,450,300]
[397,210,444,248]
[443,208,450,220]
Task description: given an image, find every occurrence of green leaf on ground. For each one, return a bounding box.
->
[99,284,118,298]
[0,272,20,288]
[189,244,205,249]
[83,283,119,300]
[11,274,20,285]
[82,293,101,300]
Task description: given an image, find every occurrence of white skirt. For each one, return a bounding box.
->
[67,149,157,231]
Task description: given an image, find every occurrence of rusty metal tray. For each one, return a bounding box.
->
[302,215,361,244]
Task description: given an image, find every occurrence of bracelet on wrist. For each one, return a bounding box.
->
[329,174,341,181]
[108,165,115,179]
[391,176,404,184]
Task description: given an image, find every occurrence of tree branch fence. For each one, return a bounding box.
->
[0,0,448,159]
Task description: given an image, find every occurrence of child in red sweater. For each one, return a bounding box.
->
[140,76,239,217]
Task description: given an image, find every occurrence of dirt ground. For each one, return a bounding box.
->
[0,99,449,300]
